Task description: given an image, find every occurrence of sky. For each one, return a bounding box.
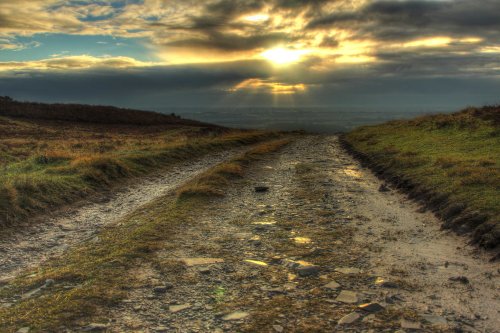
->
[0,0,499,110]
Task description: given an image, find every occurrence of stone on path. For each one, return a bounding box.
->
[169,303,192,313]
[16,328,30,333]
[421,314,447,326]
[82,323,109,332]
[358,302,385,313]
[338,312,360,325]
[153,284,173,294]
[273,324,284,332]
[335,267,361,274]
[335,290,358,303]
[297,265,320,277]
[400,319,421,330]
[254,186,269,192]
[324,280,341,290]
[222,311,250,321]
[181,258,224,266]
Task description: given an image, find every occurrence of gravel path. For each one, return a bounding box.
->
[0,147,250,282]
[103,135,499,333]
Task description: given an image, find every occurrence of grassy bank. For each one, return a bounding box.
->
[342,106,499,249]
[0,138,290,332]
[0,116,278,226]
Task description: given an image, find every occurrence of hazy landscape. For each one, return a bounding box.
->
[155,107,441,133]
[1,0,499,332]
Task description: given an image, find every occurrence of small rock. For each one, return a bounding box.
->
[421,314,447,326]
[338,312,360,325]
[169,303,191,313]
[16,328,30,333]
[335,267,361,274]
[254,186,269,192]
[82,323,109,332]
[324,281,341,290]
[362,314,376,322]
[335,290,358,304]
[401,319,421,330]
[273,324,284,332]
[380,281,399,288]
[44,279,55,287]
[359,303,385,313]
[198,267,211,274]
[153,285,173,294]
[385,294,404,304]
[222,311,250,321]
[449,276,469,284]
[297,265,320,277]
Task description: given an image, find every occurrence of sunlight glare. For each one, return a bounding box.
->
[261,48,307,65]
[243,13,269,22]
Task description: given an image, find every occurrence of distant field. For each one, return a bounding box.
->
[0,108,276,226]
[343,106,500,249]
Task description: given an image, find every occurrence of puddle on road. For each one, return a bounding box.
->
[292,237,312,244]
[244,259,268,266]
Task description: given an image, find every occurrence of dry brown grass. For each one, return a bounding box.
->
[0,116,280,225]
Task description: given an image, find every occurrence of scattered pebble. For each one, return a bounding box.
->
[169,303,192,313]
[222,311,250,321]
[324,280,341,290]
[338,312,360,325]
[335,290,358,304]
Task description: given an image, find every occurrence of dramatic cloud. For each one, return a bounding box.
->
[0,0,498,109]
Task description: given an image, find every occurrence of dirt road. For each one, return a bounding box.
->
[102,136,499,332]
[0,147,251,282]
[1,135,498,332]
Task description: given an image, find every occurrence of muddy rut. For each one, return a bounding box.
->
[0,147,251,282]
[100,136,498,332]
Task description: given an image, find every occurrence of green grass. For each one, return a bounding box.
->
[343,106,500,249]
[0,116,280,226]
[0,138,291,332]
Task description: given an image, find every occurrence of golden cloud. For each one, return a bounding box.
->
[230,78,306,95]
[0,55,156,72]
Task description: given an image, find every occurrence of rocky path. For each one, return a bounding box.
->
[101,135,499,332]
[0,147,252,282]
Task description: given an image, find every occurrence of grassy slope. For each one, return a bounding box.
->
[0,115,277,226]
[342,106,500,249]
[0,139,290,332]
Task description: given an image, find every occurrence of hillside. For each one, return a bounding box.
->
[342,106,500,250]
[0,102,278,226]
[0,96,212,127]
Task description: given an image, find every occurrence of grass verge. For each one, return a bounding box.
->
[341,106,499,250]
[0,138,291,332]
[0,115,280,226]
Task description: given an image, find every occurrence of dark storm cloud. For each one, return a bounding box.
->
[165,31,290,51]
[372,50,500,77]
[307,0,500,41]
[0,60,273,101]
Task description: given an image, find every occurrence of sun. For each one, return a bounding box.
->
[261,48,307,65]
